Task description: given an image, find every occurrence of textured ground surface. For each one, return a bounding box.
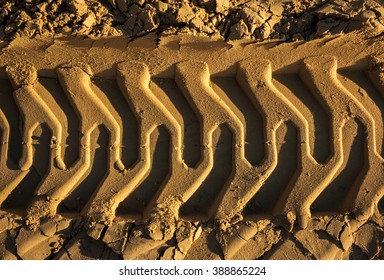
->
[0,1,384,260]
[1,0,383,42]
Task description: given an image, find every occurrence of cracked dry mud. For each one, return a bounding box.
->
[0,1,384,260]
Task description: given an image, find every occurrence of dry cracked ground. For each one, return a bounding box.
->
[1,0,384,41]
[0,0,384,260]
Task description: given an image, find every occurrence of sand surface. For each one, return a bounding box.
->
[0,0,383,260]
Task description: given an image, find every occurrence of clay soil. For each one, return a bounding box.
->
[0,0,383,260]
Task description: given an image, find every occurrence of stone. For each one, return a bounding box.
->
[83,12,96,28]
[156,1,169,13]
[354,223,384,259]
[67,0,88,17]
[228,19,248,40]
[138,10,158,32]
[215,0,230,13]
[295,230,342,260]
[116,0,128,12]
[177,2,195,23]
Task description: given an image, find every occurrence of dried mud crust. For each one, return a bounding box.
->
[0,31,384,259]
[0,0,383,42]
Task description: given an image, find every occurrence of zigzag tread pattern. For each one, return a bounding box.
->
[0,34,383,260]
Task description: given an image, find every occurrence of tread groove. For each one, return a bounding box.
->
[337,70,384,158]
[38,78,79,167]
[0,78,22,163]
[3,124,50,209]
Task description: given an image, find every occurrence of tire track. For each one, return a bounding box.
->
[0,38,383,259]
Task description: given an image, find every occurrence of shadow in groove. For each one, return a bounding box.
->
[378,196,384,215]
[340,70,384,158]
[0,78,22,164]
[39,78,80,167]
